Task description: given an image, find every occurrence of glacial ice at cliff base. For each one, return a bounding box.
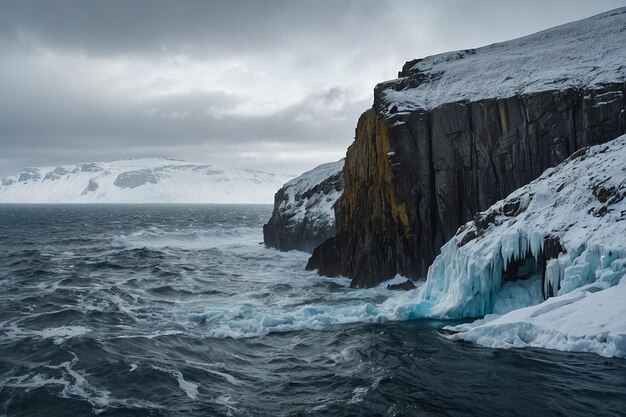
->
[414,135,626,357]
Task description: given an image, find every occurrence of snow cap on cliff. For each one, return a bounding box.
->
[382,8,626,113]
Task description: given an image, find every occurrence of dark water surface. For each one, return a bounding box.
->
[0,205,624,416]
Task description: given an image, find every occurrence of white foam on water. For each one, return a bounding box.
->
[152,366,199,399]
[54,358,112,409]
[108,330,186,340]
[349,387,368,404]
[111,227,261,251]
[190,281,427,339]
[3,324,92,345]
[97,219,625,365]
[185,360,243,386]
[212,394,239,412]
[3,352,163,413]
[5,353,187,415]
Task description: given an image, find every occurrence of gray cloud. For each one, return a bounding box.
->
[0,68,366,170]
[0,0,624,176]
[0,0,396,58]
[0,77,364,145]
[4,1,623,59]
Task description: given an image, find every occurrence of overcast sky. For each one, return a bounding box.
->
[0,0,624,177]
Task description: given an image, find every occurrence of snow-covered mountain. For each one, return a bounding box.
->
[419,135,626,357]
[0,158,293,203]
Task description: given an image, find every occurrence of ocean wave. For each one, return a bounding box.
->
[2,324,92,345]
[189,283,433,339]
[111,227,262,251]
[4,352,165,413]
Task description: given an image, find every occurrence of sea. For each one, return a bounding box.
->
[0,204,624,416]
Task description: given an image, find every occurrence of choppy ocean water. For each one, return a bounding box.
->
[0,204,625,416]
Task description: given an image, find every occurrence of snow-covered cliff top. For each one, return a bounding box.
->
[282,160,344,200]
[263,159,344,252]
[382,8,626,113]
[0,158,293,203]
[279,159,344,223]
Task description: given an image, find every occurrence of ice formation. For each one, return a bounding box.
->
[0,158,293,203]
[410,135,626,356]
[421,136,626,318]
[445,279,626,358]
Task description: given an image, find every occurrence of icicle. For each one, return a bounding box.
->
[544,259,561,298]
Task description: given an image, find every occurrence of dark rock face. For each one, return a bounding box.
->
[264,160,344,253]
[17,168,41,182]
[81,179,99,195]
[309,83,626,288]
[541,235,564,298]
[591,181,626,217]
[306,233,344,275]
[113,169,158,189]
[387,280,417,291]
[79,163,103,173]
[44,167,69,181]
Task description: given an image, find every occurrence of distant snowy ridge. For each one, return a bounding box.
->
[417,135,626,357]
[0,158,293,203]
[381,7,626,113]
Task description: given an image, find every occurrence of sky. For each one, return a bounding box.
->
[1,0,624,177]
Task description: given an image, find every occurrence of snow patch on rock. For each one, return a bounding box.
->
[279,159,344,223]
[264,159,344,252]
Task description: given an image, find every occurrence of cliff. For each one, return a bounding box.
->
[307,8,626,288]
[263,159,344,252]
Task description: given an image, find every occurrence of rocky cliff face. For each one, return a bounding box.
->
[263,160,344,253]
[307,8,626,288]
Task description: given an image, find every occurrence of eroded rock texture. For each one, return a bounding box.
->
[308,83,626,287]
[264,160,344,253]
